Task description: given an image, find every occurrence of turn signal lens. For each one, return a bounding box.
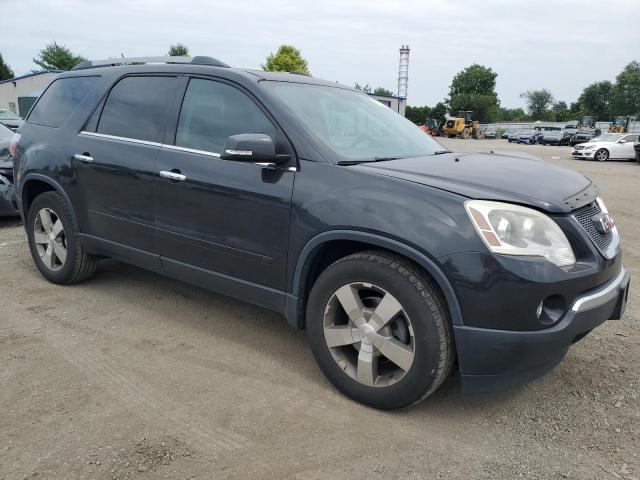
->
[9,133,21,157]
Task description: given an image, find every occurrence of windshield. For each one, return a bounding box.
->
[592,134,621,142]
[0,109,21,120]
[263,82,443,161]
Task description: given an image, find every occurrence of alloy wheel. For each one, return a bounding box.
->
[33,208,67,271]
[323,282,415,387]
[596,149,608,161]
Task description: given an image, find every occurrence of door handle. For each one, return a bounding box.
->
[159,170,186,181]
[73,153,93,162]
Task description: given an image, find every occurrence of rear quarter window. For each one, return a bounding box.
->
[27,76,97,128]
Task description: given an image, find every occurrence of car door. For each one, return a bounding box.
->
[154,77,295,310]
[74,75,178,264]
[616,134,638,159]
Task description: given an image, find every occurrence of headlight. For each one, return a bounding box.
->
[465,200,576,267]
[584,145,596,150]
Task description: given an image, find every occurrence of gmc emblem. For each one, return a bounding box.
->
[592,212,615,234]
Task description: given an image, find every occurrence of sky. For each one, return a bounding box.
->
[1,0,638,109]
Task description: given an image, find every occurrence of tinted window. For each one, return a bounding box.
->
[28,77,96,127]
[176,79,275,154]
[98,76,175,143]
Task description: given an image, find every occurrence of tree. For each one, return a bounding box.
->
[168,43,189,57]
[499,107,527,121]
[520,89,554,120]
[405,105,430,125]
[354,82,371,93]
[404,102,448,125]
[552,101,571,122]
[448,64,500,123]
[430,102,448,123]
[577,81,613,120]
[373,87,394,96]
[262,45,310,74]
[567,101,583,121]
[0,53,14,80]
[33,41,86,71]
[611,61,640,116]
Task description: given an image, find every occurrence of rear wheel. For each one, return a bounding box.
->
[595,148,609,162]
[306,251,454,410]
[26,192,98,284]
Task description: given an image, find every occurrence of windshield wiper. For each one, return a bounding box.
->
[432,150,451,155]
[337,156,404,165]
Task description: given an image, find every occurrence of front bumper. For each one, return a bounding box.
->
[572,149,595,158]
[454,266,630,393]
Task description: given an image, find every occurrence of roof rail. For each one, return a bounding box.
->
[72,56,230,71]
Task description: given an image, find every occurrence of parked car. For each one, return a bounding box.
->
[571,133,639,161]
[501,130,512,139]
[507,131,520,142]
[570,129,599,146]
[0,109,24,131]
[12,56,630,410]
[635,139,640,163]
[0,122,19,216]
[484,128,497,139]
[541,131,571,146]
[517,130,543,144]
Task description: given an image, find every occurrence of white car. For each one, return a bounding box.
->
[572,133,639,161]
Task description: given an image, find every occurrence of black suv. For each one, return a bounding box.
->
[12,56,630,409]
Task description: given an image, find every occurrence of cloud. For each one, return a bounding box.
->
[1,0,638,107]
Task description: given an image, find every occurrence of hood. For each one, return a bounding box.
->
[354,152,597,213]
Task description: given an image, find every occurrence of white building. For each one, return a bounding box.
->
[0,70,61,118]
[368,93,407,116]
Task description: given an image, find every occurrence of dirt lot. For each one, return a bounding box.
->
[1,138,638,480]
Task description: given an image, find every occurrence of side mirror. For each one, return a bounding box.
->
[619,139,627,144]
[220,133,276,163]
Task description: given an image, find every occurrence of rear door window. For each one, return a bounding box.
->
[97,76,176,143]
[28,76,97,127]
[175,78,275,154]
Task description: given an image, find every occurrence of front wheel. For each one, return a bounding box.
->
[595,148,609,162]
[306,251,454,410]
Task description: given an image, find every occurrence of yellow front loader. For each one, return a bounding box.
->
[442,111,484,139]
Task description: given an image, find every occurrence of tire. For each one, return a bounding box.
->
[306,251,454,410]
[595,148,609,162]
[26,191,98,284]
[459,128,470,139]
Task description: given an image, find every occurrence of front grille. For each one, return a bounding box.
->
[573,202,614,253]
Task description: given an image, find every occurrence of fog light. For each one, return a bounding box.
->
[537,295,567,326]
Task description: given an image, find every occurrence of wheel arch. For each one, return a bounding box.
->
[20,174,77,226]
[287,230,463,330]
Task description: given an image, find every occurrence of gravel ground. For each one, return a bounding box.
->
[1,138,638,479]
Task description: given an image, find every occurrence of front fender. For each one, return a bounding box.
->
[288,229,464,329]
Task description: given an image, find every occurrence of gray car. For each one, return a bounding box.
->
[0,109,24,131]
[0,122,18,216]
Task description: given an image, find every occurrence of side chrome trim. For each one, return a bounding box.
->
[161,144,221,158]
[79,131,162,147]
[571,266,627,312]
